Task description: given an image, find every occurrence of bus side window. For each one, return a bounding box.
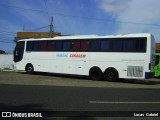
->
[81,41,89,51]
[47,41,55,51]
[55,41,63,51]
[112,40,123,51]
[136,38,146,52]
[123,40,135,52]
[71,41,80,51]
[40,41,47,51]
[26,41,34,51]
[90,40,101,51]
[101,40,110,51]
[63,41,71,51]
[33,41,40,51]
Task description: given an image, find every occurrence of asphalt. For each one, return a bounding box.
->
[0,85,160,115]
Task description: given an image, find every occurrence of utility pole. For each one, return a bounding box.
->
[50,16,53,37]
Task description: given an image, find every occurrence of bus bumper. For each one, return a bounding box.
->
[145,72,154,79]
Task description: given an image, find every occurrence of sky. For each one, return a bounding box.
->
[1,0,160,53]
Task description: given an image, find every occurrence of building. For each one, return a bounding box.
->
[14,32,61,42]
[156,43,160,52]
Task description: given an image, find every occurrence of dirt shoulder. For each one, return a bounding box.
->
[0,71,160,88]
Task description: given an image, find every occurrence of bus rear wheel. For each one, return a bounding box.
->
[89,67,103,80]
[25,64,34,74]
[104,68,119,82]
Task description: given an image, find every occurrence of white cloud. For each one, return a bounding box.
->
[97,0,131,14]
[97,0,160,42]
[116,0,160,42]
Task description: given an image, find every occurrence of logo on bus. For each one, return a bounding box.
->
[70,54,86,58]
[56,54,68,58]
[56,54,86,58]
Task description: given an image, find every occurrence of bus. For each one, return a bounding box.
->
[13,33,155,82]
[154,53,160,77]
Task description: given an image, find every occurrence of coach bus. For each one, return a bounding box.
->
[154,53,160,77]
[14,33,155,82]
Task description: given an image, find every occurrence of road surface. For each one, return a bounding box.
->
[0,84,160,119]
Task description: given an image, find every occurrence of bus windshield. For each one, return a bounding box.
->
[14,41,25,62]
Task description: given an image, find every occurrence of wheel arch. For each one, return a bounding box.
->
[89,66,103,73]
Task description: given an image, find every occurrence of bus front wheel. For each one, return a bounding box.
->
[25,64,34,74]
[104,68,119,82]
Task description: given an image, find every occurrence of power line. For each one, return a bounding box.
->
[0,40,15,44]
[0,3,47,13]
[0,36,8,39]
[0,31,16,34]
[29,25,50,31]
[43,0,50,22]
[1,3,160,27]
[51,12,160,27]
[0,37,15,42]
[0,25,49,34]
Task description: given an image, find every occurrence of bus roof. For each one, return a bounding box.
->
[17,33,152,41]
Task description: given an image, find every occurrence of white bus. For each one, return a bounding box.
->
[14,33,155,82]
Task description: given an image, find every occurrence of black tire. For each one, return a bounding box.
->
[104,68,119,82]
[25,64,34,74]
[89,67,103,80]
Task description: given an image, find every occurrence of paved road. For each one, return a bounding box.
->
[0,84,160,119]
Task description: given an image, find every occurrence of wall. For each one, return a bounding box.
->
[0,54,13,70]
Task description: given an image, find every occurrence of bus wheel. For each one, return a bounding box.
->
[89,67,103,80]
[104,68,119,82]
[25,64,34,74]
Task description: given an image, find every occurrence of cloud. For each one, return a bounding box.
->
[97,0,130,14]
[116,0,160,41]
[97,0,160,42]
